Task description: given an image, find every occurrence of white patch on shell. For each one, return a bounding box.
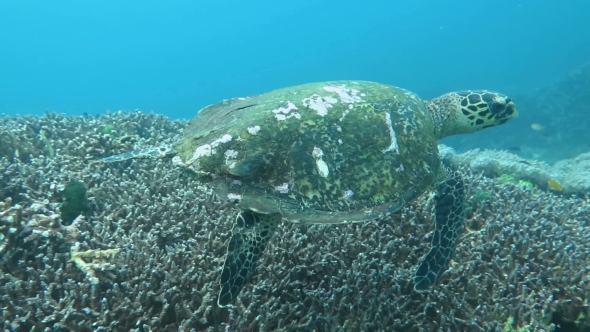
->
[247,125,261,135]
[227,193,242,201]
[324,96,338,104]
[342,190,354,200]
[171,156,184,166]
[302,95,335,117]
[272,101,301,121]
[338,138,343,144]
[211,134,232,148]
[275,112,301,121]
[339,109,350,122]
[382,113,400,154]
[316,160,329,178]
[193,144,213,159]
[275,183,290,194]
[192,134,232,159]
[312,147,329,178]
[224,149,238,169]
[184,134,234,174]
[323,86,364,104]
[312,146,323,158]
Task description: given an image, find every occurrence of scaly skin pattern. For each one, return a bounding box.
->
[174,81,440,224]
[414,165,466,292]
[218,211,281,306]
[425,90,517,139]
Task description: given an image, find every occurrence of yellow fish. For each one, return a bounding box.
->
[547,179,564,192]
[531,123,545,131]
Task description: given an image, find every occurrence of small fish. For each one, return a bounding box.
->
[547,179,564,192]
[531,123,545,131]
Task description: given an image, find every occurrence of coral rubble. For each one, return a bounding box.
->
[1,111,589,331]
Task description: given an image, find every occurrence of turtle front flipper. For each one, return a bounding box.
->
[94,146,175,164]
[414,165,465,292]
[217,210,280,307]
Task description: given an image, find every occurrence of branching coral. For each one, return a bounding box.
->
[70,242,120,284]
[1,111,590,331]
[0,196,81,259]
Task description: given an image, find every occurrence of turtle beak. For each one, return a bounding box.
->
[505,97,518,118]
[491,96,517,117]
[490,97,507,114]
[506,102,518,118]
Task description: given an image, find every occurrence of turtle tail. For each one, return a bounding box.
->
[414,168,465,292]
[217,210,280,307]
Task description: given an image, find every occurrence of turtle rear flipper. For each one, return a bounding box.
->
[414,165,465,292]
[218,210,280,307]
[95,145,175,164]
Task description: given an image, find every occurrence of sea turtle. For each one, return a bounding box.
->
[97,81,518,307]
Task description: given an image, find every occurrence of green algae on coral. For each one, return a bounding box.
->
[102,124,117,136]
[472,190,492,206]
[518,180,534,189]
[498,174,517,184]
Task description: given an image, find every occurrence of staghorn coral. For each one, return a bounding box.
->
[1,111,589,331]
[70,242,121,285]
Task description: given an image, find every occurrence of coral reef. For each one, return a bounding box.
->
[440,145,590,196]
[1,111,590,331]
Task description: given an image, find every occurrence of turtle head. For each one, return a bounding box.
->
[425,91,518,139]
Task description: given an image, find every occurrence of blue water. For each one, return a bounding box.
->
[1,0,589,119]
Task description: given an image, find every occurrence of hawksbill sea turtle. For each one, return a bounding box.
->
[96,81,518,307]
